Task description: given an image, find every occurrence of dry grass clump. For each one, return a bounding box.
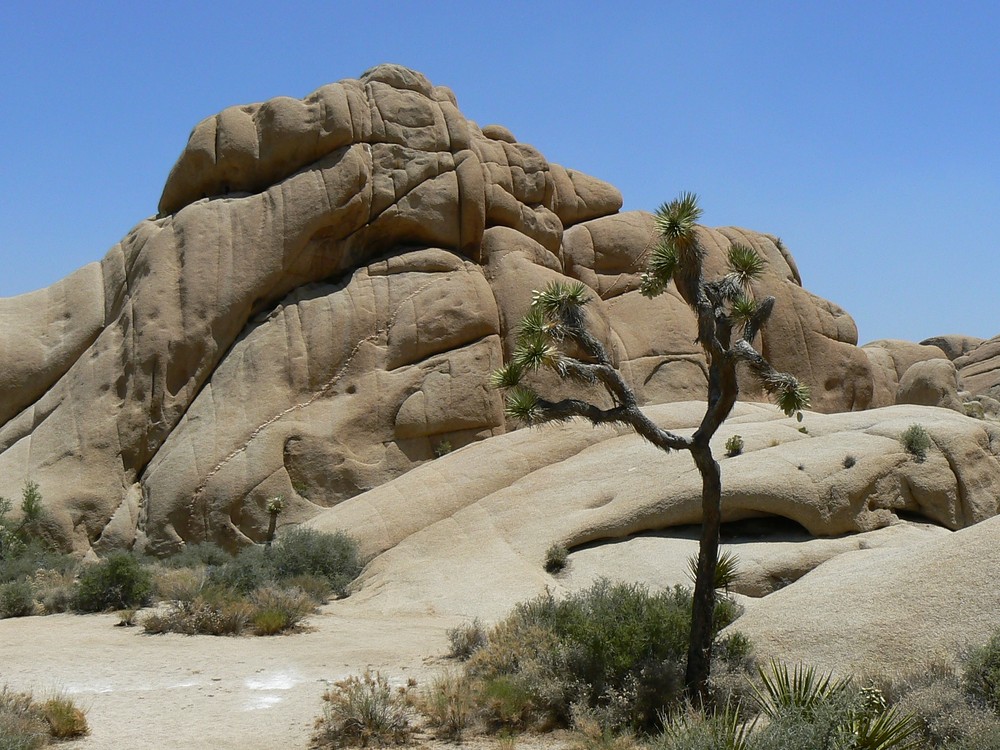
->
[414,671,477,740]
[0,686,88,749]
[142,584,315,636]
[314,670,413,748]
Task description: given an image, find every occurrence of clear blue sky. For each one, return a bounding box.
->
[2,1,998,344]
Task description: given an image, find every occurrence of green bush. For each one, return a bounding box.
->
[163,542,232,569]
[249,586,315,635]
[0,687,48,750]
[0,541,76,586]
[142,591,253,636]
[468,580,741,732]
[74,551,153,612]
[725,434,745,457]
[0,581,35,619]
[447,619,487,660]
[269,527,360,596]
[207,545,275,594]
[544,543,569,573]
[900,424,932,462]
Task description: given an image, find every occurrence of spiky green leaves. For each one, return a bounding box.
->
[654,192,702,242]
[504,386,541,424]
[726,243,766,293]
[729,295,758,331]
[489,362,524,389]
[513,333,563,374]
[773,380,811,419]
[640,239,679,299]
[531,280,590,317]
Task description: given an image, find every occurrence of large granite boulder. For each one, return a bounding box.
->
[307,402,1000,621]
[0,65,911,554]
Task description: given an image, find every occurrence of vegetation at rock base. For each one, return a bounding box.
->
[0,484,360,637]
[314,590,1000,749]
[490,193,809,700]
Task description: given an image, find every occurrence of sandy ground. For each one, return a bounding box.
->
[0,602,465,749]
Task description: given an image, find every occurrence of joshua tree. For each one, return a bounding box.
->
[491,193,809,701]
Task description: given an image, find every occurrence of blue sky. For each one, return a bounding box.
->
[1,1,997,344]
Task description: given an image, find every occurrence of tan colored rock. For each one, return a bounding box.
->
[863,339,948,407]
[921,334,985,361]
[956,334,1000,397]
[307,403,1000,620]
[729,514,1000,674]
[0,65,936,553]
[896,358,963,412]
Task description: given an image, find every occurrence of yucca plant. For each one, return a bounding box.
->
[687,549,741,593]
[491,194,809,701]
[751,661,851,720]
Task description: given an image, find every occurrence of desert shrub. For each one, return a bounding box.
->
[418,671,476,740]
[0,687,47,750]
[32,570,76,615]
[843,455,857,469]
[207,528,361,599]
[571,710,642,750]
[314,670,412,748]
[749,662,920,750]
[479,675,540,729]
[0,581,35,618]
[964,631,1000,713]
[152,566,206,603]
[468,580,741,732]
[725,434,745,457]
[447,619,487,660]
[142,590,253,636]
[0,687,88,750]
[74,551,152,612]
[282,573,333,604]
[269,527,361,596]
[163,542,232,569]
[0,540,76,585]
[654,703,753,750]
[544,543,569,573]
[900,424,932,462]
[41,695,88,739]
[249,586,315,635]
[207,545,275,594]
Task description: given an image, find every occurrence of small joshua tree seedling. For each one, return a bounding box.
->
[491,193,809,700]
[265,496,284,549]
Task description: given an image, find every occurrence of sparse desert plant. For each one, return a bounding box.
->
[900,424,932,462]
[268,527,361,597]
[142,589,253,636]
[0,686,48,750]
[74,550,152,612]
[41,695,88,739]
[32,570,76,615]
[725,434,744,457]
[152,566,206,603]
[249,586,315,635]
[315,670,412,748]
[688,548,741,592]
[447,619,487,660]
[843,454,857,469]
[964,630,1000,713]
[0,541,76,586]
[0,580,36,618]
[571,709,641,750]
[655,702,753,750]
[433,439,453,457]
[163,542,232,569]
[208,544,275,594]
[751,660,851,719]
[419,671,476,740]
[544,543,569,573]
[282,573,333,604]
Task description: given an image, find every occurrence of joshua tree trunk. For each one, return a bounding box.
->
[492,193,810,703]
[687,445,722,702]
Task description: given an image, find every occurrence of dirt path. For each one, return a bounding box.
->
[1,603,461,749]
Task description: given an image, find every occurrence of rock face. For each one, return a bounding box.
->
[303,402,1000,625]
[0,65,936,554]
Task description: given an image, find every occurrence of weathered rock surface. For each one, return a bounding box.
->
[921,334,985,362]
[896,358,964,412]
[956,333,1000,398]
[0,65,957,553]
[729,513,1000,674]
[307,403,1000,621]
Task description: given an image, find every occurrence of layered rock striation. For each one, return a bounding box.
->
[0,65,958,554]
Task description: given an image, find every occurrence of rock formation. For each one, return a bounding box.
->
[0,65,976,555]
